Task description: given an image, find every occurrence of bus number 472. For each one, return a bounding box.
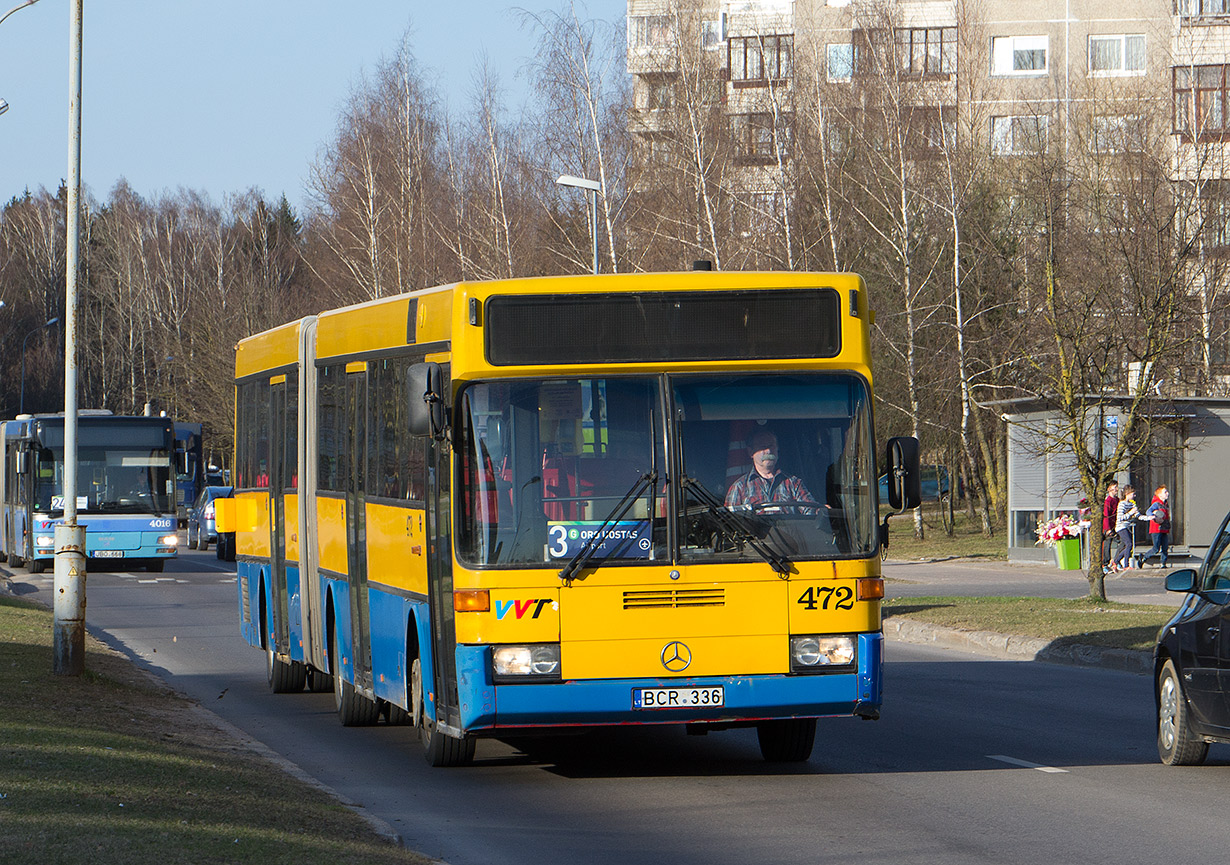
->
[796,585,854,611]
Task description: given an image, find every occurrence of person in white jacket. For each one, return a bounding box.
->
[1112,486,1141,572]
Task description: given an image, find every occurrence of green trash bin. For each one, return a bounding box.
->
[1054,537,1082,570]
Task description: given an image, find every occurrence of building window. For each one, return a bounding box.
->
[729,112,792,162]
[827,43,854,81]
[630,15,673,50]
[728,34,793,87]
[643,77,675,110]
[991,35,1048,76]
[1179,0,1230,22]
[918,108,957,152]
[1089,34,1145,75]
[1201,189,1230,251]
[991,115,1049,155]
[1091,114,1145,153]
[896,27,957,77]
[1174,65,1229,138]
[701,17,725,50]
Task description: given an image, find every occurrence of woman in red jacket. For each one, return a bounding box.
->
[1138,486,1171,569]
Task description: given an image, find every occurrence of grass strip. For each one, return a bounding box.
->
[0,595,433,865]
[883,595,1176,652]
[881,503,1008,562]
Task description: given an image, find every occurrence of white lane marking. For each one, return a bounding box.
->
[988,755,1068,774]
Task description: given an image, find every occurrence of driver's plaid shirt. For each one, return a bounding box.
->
[724,469,817,510]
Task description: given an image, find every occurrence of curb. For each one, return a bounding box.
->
[882,617,1153,675]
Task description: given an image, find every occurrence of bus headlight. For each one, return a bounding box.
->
[492,644,561,681]
[790,635,856,672]
[35,536,55,548]
[160,535,179,546]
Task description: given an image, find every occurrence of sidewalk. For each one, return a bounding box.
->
[881,556,1184,674]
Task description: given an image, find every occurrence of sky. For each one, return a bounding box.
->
[0,0,626,213]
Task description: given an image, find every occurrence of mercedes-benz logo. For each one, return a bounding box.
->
[661,641,691,672]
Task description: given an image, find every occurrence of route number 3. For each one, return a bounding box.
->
[796,585,854,611]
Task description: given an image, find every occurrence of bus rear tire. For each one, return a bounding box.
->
[267,644,306,693]
[756,718,817,762]
[412,656,474,766]
[306,667,333,692]
[332,627,379,726]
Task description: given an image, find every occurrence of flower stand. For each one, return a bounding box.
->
[1054,536,1081,570]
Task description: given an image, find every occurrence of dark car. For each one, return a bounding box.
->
[1154,511,1230,765]
[879,464,950,503]
[186,485,233,552]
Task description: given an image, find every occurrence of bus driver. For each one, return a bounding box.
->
[725,428,818,513]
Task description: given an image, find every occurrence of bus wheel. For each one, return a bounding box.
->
[29,558,46,575]
[306,667,333,693]
[267,644,306,693]
[10,554,23,569]
[756,718,817,762]
[146,559,165,573]
[332,628,378,726]
[411,656,474,766]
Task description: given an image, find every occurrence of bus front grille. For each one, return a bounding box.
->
[623,588,725,609]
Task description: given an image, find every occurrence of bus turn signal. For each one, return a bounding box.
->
[454,589,490,612]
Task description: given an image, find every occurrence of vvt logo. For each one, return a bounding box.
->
[495,599,552,620]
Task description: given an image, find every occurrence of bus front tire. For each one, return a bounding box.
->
[756,718,817,762]
[332,628,379,726]
[412,656,474,766]
[29,558,46,574]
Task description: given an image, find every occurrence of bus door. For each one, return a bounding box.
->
[426,372,461,731]
[269,381,290,655]
[346,366,373,691]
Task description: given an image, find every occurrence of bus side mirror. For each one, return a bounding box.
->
[885,436,921,511]
[15,450,26,475]
[408,362,447,438]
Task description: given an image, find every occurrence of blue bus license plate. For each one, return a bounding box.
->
[632,686,724,709]
[92,550,123,558]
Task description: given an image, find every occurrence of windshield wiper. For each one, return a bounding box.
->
[558,471,657,585]
[680,475,792,576]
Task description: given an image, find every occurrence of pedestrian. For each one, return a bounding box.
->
[1101,480,1120,570]
[1138,485,1172,569]
[1112,485,1140,572]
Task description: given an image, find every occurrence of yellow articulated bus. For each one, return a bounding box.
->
[219,271,920,766]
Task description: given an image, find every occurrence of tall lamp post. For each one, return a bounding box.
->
[56,0,85,677]
[19,315,58,414]
[556,174,600,275]
[0,1,43,116]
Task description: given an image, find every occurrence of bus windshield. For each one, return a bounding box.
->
[34,444,174,516]
[674,373,878,561]
[456,371,877,567]
[456,377,665,567]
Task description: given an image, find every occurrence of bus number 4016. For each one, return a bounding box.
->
[796,585,854,611]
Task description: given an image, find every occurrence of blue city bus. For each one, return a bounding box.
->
[174,422,205,524]
[0,412,180,573]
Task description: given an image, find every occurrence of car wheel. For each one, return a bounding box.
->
[756,718,817,762]
[1158,658,1209,766]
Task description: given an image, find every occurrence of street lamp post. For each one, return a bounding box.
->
[19,316,58,414]
[556,174,601,275]
[0,0,43,117]
[55,0,86,677]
